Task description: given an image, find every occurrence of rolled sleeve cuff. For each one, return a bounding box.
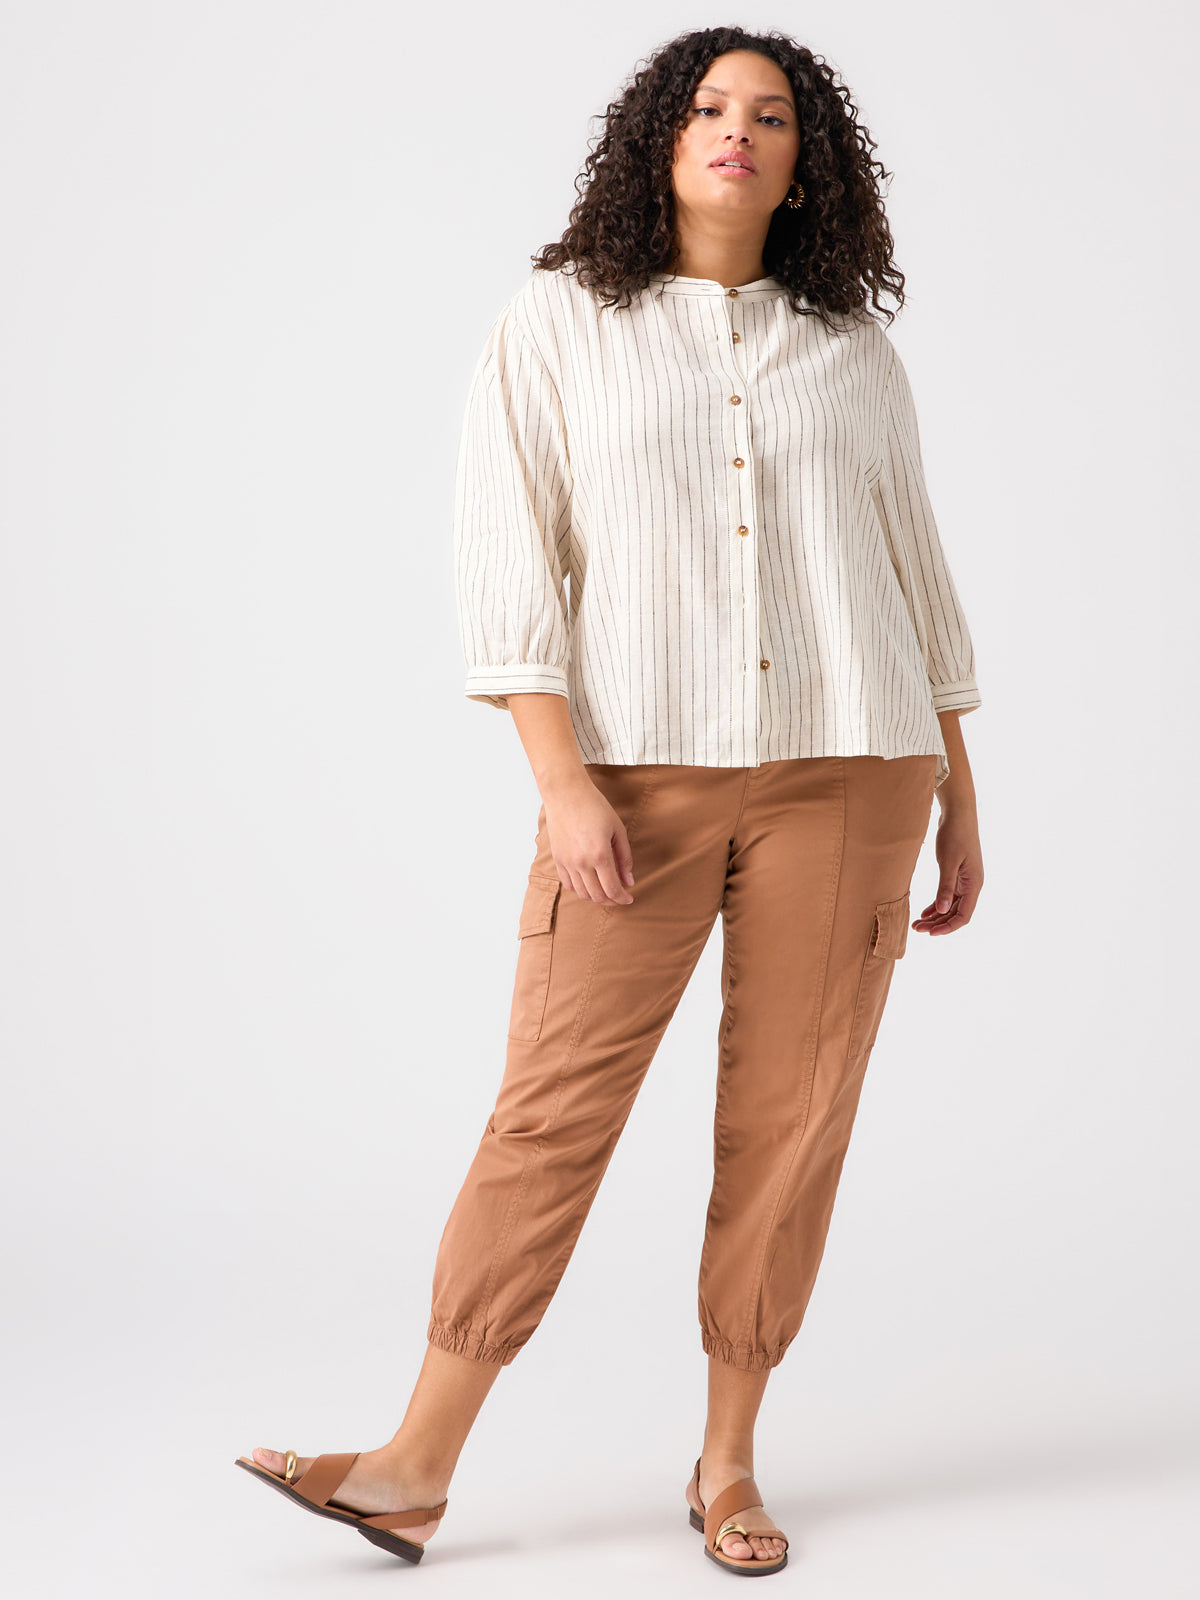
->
[465,663,570,709]
[930,678,982,713]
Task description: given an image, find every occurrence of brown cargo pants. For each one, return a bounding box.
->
[427,753,938,1372]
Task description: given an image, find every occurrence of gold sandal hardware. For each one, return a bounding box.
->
[713,1518,753,1549]
[284,1449,298,1483]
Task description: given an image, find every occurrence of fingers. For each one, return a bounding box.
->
[611,826,636,889]
[913,849,983,934]
[545,792,637,905]
[914,891,961,926]
[560,827,636,905]
[921,909,969,935]
[573,859,634,905]
[913,893,970,934]
[922,824,984,936]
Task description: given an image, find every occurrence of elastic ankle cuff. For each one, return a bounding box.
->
[701,1331,792,1371]
[427,1319,521,1366]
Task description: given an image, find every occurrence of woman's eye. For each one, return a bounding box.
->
[694,106,787,126]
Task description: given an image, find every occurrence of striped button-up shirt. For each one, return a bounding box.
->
[452,265,981,789]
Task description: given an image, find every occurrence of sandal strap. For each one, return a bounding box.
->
[357,1500,449,1531]
[704,1476,787,1552]
[269,1452,449,1533]
[289,1452,361,1508]
[704,1475,759,1547]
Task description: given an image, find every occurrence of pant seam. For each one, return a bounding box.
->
[727,764,753,842]
[737,758,847,1353]
[698,923,739,1306]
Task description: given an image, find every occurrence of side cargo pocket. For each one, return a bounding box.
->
[506,873,563,1043]
[846,891,911,1069]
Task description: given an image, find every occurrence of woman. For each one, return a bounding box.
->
[236,25,984,1577]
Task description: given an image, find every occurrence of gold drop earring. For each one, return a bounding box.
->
[784,178,805,210]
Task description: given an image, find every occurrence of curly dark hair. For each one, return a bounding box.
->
[532,25,906,330]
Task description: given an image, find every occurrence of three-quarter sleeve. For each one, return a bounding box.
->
[452,302,573,710]
[872,348,982,714]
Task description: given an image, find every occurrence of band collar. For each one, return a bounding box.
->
[647,272,792,300]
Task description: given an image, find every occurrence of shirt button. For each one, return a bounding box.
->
[727,287,739,297]
[737,525,749,537]
[760,659,770,670]
[732,331,741,342]
[730,395,742,405]
[733,457,745,468]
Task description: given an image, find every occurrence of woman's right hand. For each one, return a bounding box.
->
[543,776,636,905]
[505,692,636,905]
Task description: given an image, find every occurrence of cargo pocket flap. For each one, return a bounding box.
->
[517,875,561,938]
[872,893,910,959]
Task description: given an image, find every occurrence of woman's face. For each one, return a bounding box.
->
[671,50,801,223]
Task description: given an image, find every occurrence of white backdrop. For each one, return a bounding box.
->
[2,2,1196,1596]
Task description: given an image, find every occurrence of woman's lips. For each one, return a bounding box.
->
[711,161,755,177]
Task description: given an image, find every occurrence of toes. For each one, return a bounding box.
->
[252,1447,282,1469]
[721,1535,754,1559]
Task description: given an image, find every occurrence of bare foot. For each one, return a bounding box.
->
[686,1460,787,1564]
[238,1446,449,1546]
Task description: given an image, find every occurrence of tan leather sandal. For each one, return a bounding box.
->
[234,1450,447,1564]
[687,1456,789,1576]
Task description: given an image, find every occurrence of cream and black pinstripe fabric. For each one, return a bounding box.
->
[452,265,981,789]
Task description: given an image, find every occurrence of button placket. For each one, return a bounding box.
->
[716,288,762,763]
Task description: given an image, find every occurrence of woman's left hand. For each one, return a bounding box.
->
[913,804,983,935]
[914,709,983,936]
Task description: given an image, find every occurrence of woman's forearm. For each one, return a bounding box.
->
[936,708,978,815]
[507,692,591,801]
